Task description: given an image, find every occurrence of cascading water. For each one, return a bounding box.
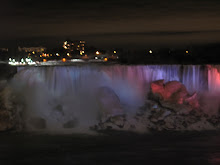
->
[9,64,210,133]
[208,65,220,93]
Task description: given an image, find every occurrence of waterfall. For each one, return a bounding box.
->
[208,65,220,93]
[10,65,209,132]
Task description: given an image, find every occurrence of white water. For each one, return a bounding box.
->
[9,65,211,133]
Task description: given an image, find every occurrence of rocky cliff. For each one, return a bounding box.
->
[92,80,220,133]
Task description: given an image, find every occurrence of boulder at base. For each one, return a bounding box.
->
[150,80,199,113]
[96,87,124,122]
[0,87,21,131]
[0,64,17,81]
[0,64,18,131]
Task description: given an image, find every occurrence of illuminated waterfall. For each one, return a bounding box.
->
[10,65,209,132]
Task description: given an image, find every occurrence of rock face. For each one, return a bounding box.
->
[96,87,124,122]
[28,117,46,129]
[0,64,17,81]
[0,64,18,131]
[150,80,200,113]
[92,80,219,133]
[0,87,22,132]
[63,119,79,129]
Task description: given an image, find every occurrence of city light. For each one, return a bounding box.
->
[27,61,36,65]
[149,50,153,54]
[63,41,68,49]
[71,59,84,62]
[186,50,189,54]
[9,39,124,66]
[8,57,36,65]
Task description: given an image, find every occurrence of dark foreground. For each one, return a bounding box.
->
[1,131,220,165]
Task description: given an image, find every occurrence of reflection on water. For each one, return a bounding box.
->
[209,153,220,165]
[1,132,220,164]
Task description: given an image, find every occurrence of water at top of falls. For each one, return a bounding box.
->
[15,64,208,93]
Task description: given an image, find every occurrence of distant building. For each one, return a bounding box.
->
[18,46,46,53]
[63,40,85,55]
[0,48,9,61]
[17,46,46,60]
[0,48,9,52]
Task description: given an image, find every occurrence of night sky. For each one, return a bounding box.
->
[1,0,220,48]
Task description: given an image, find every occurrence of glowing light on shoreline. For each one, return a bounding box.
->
[8,57,36,65]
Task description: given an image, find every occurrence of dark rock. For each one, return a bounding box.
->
[29,117,46,129]
[207,116,220,126]
[0,110,16,131]
[182,121,188,128]
[0,64,17,81]
[185,116,199,124]
[53,104,64,116]
[0,86,21,132]
[106,126,113,130]
[63,119,78,128]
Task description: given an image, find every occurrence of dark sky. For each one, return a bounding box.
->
[1,0,220,48]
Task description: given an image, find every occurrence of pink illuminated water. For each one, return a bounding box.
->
[208,65,220,93]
